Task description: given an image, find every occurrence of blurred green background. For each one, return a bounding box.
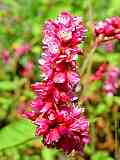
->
[0,0,120,160]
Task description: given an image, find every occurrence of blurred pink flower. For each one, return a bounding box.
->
[95,16,120,41]
[104,41,115,53]
[104,67,120,96]
[14,43,31,57]
[90,63,107,81]
[1,49,9,64]
[20,60,34,77]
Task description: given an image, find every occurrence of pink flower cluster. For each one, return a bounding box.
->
[95,16,120,40]
[104,67,120,96]
[90,63,120,96]
[90,63,107,81]
[25,12,89,153]
[14,43,31,57]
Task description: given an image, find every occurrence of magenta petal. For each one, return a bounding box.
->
[47,109,56,121]
[60,92,69,102]
[57,12,72,27]
[35,119,49,136]
[53,88,60,102]
[57,26,72,42]
[70,116,89,133]
[44,20,57,34]
[31,99,43,112]
[45,128,60,145]
[31,82,42,95]
[58,125,68,136]
[67,71,80,86]
[57,136,73,153]
[53,72,66,83]
[24,111,37,121]
[40,102,52,114]
[115,33,120,40]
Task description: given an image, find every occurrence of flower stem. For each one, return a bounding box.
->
[80,42,97,76]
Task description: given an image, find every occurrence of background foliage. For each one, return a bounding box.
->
[0,0,120,160]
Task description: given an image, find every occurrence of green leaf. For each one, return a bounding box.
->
[23,90,35,100]
[32,46,41,54]
[0,119,35,151]
[32,23,41,36]
[0,97,13,110]
[106,54,120,67]
[93,53,106,63]
[85,80,102,96]
[19,56,29,67]
[41,147,59,160]
[114,96,120,105]
[107,0,120,16]
[0,81,16,91]
[96,103,108,115]
[92,151,114,160]
[0,78,26,91]
[104,95,114,107]
[84,144,93,155]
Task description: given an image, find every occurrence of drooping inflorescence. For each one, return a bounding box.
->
[95,16,120,42]
[25,12,89,154]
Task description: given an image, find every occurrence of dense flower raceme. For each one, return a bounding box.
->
[25,12,89,153]
[95,16,120,41]
[104,67,120,96]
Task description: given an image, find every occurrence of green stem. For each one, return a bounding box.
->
[114,106,118,160]
[87,0,94,22]
[80,42,97,76]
